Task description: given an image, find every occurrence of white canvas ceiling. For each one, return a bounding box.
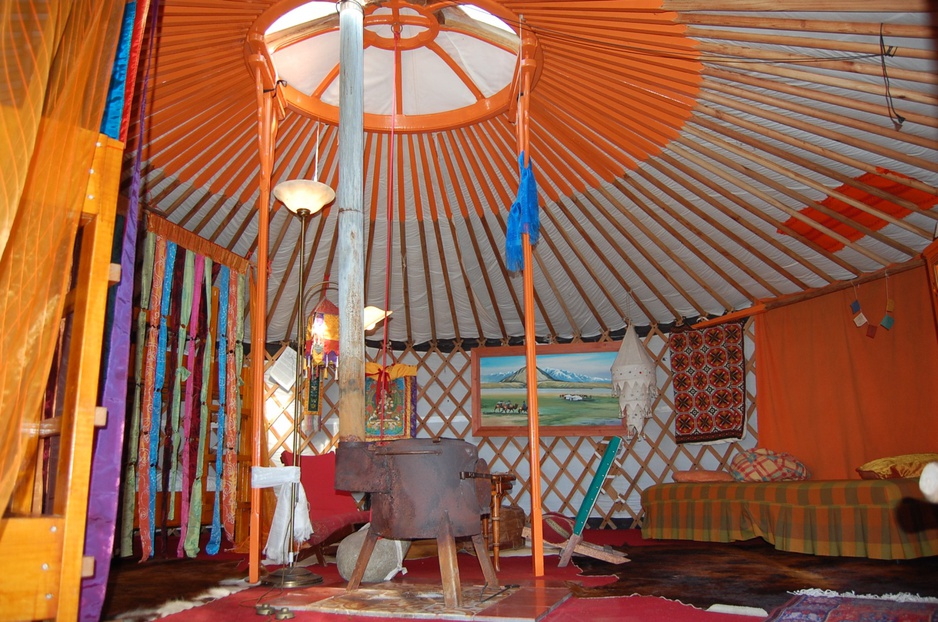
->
[129,0,938,345]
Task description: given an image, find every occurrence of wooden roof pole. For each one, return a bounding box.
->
[249,57,280,584]
[516,24,544,577]
[693,257,924,329]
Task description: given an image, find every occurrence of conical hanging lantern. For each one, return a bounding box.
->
[611,324,658,439]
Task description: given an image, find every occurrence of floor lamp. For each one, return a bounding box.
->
[263,178,335,589]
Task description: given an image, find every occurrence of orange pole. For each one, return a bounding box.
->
[249,64,277,584]
[517,28,544,577]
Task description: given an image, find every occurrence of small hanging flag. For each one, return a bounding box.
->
[866,324,877,338]
[850,299,861,314]
[886,298,895,313]
[853,311,868,327]
[505,151,539,272]
[880,313,895,330]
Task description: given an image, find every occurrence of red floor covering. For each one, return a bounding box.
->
[154,530,761,622]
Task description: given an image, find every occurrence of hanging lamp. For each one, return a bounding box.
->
[611,323,658,440]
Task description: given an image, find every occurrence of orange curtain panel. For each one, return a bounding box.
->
[755,266,938,480]
[0,0,124,513]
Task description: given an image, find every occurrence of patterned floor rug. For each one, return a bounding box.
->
[766,593,938,622]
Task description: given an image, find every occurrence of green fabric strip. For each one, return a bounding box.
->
[167,250,195,520]
[120,231,156,557]
[184,259,214,557]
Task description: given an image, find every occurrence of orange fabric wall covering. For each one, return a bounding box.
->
[755,266,938,481]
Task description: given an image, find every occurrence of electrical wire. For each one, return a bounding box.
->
[879,25,906,130]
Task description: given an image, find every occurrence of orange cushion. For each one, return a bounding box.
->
[856,453,938,480]
[673,470,735,483]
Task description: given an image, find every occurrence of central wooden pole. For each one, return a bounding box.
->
[516,27,544,576]
[336,0,366,443]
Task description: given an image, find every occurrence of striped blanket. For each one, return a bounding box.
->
[641,478,938,560]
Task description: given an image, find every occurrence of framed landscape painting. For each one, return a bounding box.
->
[471,341,627,436]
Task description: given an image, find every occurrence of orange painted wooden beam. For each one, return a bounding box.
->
[249,64,278,585]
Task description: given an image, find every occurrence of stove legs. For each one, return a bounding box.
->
[438,513,461,608]
[345,516,500,610]
[345,527,379,592]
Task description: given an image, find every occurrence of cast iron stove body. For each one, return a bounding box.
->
[335,437,499,608]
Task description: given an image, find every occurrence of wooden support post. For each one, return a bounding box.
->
[337,0,367,443]
[249,61,279,584]
[516,26,544,578]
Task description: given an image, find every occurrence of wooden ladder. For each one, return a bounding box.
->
[0,138,122,621]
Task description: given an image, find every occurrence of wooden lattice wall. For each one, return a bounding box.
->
[261,319,758,527]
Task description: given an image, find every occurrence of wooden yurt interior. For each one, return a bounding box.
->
[2,1,938,620]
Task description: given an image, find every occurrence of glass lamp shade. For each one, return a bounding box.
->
[364,306,392,331]
[273,179,335,215]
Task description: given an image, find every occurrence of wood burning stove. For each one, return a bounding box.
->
[335,437,499,608]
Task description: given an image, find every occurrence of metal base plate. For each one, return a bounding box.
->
[262,566,324,589]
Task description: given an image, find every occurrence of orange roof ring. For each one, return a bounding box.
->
[247,0,544,133]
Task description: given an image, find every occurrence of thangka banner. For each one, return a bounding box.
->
[669,322,746,444]
[365,363,417,442]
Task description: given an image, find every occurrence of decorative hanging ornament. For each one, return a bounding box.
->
[849,276,894,339]
[611,324,658,440]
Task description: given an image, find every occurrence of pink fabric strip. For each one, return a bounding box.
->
[137,237,166,561]
[176,255,205,557]
[222,272,239,541]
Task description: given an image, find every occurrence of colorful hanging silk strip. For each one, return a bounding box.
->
[167,250,195,522]
[669,321,747,444]
[222,272,240,541]
[98,5,136,139]
[184,260,214,557]
[81,1,152,616]
[149,240,177,553]
[206,266,230,555]
[137,236,167,560]
[159,248,184,549]
[177,255,205,557]
[120,231,155,557]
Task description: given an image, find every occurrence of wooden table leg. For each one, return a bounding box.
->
[490,495,502,571]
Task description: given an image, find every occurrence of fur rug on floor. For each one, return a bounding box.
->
[572,537,938,612]
[102,557,248,620]
[106,577,252,621]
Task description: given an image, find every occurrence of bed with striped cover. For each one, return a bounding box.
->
[641,478,938,560]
